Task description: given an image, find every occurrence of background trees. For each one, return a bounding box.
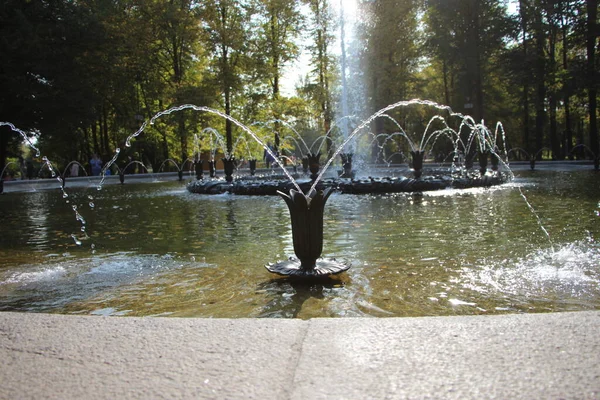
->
[1,0,598,174]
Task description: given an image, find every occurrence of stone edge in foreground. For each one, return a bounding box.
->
[1,311,599,400]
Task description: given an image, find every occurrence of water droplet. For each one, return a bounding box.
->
[89,202,95,208]
[63,192,69,198]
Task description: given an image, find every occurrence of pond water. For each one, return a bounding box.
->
[0,169,599,318]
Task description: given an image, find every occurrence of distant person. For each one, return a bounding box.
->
[70,163,79,177]
[263,142,276,168]
[90,154,102,176]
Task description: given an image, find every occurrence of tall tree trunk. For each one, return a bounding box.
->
[270,10,281,153]
[562,15,573,159]
[442,59,450,106]
[83,127,90,162]
[533,2,546,159]
[587,0,598,158]
[549,29,559,159]
[178,113,187,163]
[520,0,531,153]
[102,106,110,156]
[225,87,233,156]
[0,126,9,176]
[473,2,484,123]
[91,119,100,156]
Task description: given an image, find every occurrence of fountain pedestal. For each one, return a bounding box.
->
[479,150,489,175]
[301,157,309,175]
[308,153,321,181]
[410,151,424,178]
[266,188,350,277]
[491,152,500,171]
[339,153,355,179]
[223,156,235,183]
[195,160,204,180]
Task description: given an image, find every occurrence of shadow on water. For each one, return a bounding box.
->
[257,275,349,319]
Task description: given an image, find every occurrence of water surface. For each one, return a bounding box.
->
[0,170,598,318]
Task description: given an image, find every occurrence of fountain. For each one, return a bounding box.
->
[338,153,354,178]
[0,101,599,315]
[157,159,193,182]
[265,188,350,277]
[172,101,518,277]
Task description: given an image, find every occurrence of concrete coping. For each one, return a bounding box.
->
[1,311,599,399]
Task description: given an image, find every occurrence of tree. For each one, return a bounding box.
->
[0,0,105,168]
[304,0,337,154]
[200,0,253,154]
[255,0,305,151]
[586,0,598,159]
[360,0,422,116]
[425,0,512,122]
[140,0,204,164]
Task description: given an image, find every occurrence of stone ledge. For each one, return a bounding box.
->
[1,311,598,399]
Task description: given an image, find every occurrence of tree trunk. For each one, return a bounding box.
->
[562,15,572,159]
[102,106,110,156]
[587,0,598,158]
[442,59,450,106]
[225,86,233,156]
[473,3,484,123]
[548,16,559,159]
[0,126,8,176]
[91,120,100,155]
[533,3,546,159]
[178,113,187,163]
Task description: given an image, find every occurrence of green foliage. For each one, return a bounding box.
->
[1,0,598,167]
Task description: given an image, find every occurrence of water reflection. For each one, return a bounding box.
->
[0,171,598,317]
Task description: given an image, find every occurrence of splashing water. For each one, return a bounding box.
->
[100,105,302,193]
[1,122,90,245]
[0,122,41,157]
[518,187,554,252]
[308,98,499,194]
[460,238,600,301]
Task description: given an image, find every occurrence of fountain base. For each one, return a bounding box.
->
[266,257,350,277]
[187,171,511,196]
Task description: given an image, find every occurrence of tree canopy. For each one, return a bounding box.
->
[1,0,598,172]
